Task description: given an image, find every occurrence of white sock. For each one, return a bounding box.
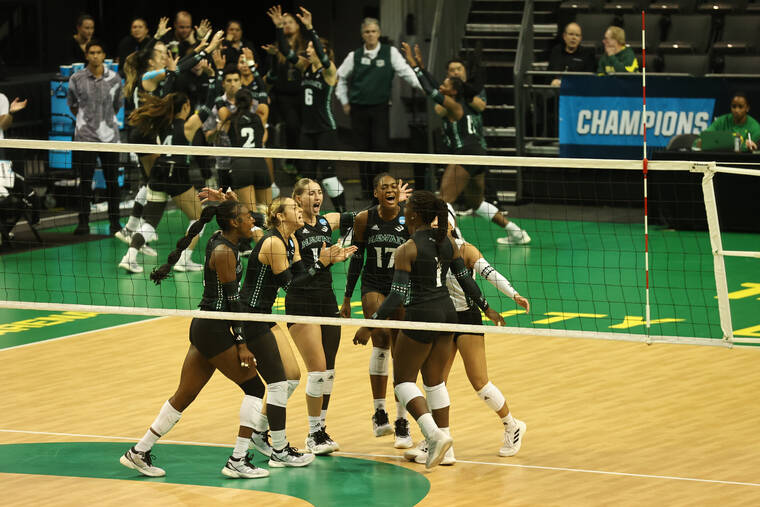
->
[373,399,386,412]
[505,221,521,235]
[502,413,515,427]
[126,247,138,263]
[135,401,182,452]
[440,426,450,436]
[396,400,407,420]
[320,409,327,428]
[308,416,322,435]
[125,215,140,231]
[271,429,287,450]
[232,436,249,459]
[416,412,438,440]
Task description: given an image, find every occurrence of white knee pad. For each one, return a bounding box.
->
[267,381,289,408]
[135,185,148,206]
[369,347,390,376]
[239,395,262,429]
[137,221,157,243]
[271,182,280,198]
[287,379,299,399]
[323,369,335,395]
[477,381,506,412]
[305,371,325,398]
[146,187,169,203]
[475,200,499,221]
[424,382,450,411]
[395,382,423,407]
[321,176,344,198]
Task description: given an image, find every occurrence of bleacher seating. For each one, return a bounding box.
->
[557,0,760,75]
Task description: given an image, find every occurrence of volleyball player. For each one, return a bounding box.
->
[341,173,412,447]
[401,43,530,245]
[118,26,218,257]
[353,190,506,469]
[237,47,279,200]
[217,88,272,239]
[269,5,347,212]
[120,199,270,478]
[204,187,356,464]
[119,35,224,275]
[406,212,529,465]
[281,178,356,454]
[262,9,304,174]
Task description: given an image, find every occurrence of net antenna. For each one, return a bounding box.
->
[641,10,650,338]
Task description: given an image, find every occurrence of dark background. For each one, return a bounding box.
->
[0,0,382,74]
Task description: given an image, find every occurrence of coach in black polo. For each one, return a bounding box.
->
[336,17,420,197]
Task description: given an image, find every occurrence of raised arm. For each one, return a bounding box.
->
[401,42,462,119]
[461,242,529,312]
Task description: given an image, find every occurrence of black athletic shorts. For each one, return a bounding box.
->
[285,288,339,327]
[230,157,272,190]
[454,306,484,341]
[453,144,487,177]
[148,164,193,198]
[189,317,235,359]
[402,296,458,344]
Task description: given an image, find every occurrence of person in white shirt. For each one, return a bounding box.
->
[336,18,421,197]
[0,93,28,141]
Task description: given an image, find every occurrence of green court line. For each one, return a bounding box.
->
[1,210,759,347]
[0,442,429,507]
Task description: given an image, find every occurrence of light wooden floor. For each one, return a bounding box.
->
[2,317,760,506]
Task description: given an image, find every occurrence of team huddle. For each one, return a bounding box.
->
[114,5,532,479]
[119,175,529,478]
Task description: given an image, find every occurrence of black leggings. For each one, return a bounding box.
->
[243,323,287,432]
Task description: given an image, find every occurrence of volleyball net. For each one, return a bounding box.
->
[0,138,758,347]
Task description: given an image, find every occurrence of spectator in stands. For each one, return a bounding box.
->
[694,92,760,151]
[67,39,124,236]
[220,20,254,68]
[70,14,95,62]
[116,18,152,75]
[336,17,421,197]
[548,22,596,86]
[160,11,210,60]
[598,26,638,75]
[0,93,27,159]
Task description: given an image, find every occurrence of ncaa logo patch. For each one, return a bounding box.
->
[399,216,405,225]
[319,217,328,225]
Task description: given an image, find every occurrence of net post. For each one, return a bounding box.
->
[698,162,734,344]
[641,10,651,338]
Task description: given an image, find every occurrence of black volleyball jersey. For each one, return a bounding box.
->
[199,231,243,311]
[301,66,336,134]
[241,229,296,313]
[292,215,333,289]
[407,229,454,306]
[243,79,269,105]
[442,98,486,152]
[227,112,265,149]
[153,118,191,178]
[362,205,409,291]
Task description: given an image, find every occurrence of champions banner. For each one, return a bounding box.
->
[559,75,730,159]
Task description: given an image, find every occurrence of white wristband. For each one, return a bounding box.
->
[247,60,255,67]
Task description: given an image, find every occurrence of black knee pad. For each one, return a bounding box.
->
[239,375,265,397]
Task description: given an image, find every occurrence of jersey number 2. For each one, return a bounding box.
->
[241,127,256,148]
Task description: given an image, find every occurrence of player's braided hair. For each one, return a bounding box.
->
[409,190,448,244]
[150,200,242,284]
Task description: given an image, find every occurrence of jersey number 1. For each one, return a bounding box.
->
[434,256,443,287]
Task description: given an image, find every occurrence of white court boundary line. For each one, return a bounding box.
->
[1,429,758,488]
[0,316,167,353]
